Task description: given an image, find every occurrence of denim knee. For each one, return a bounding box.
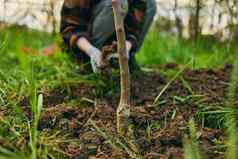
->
[146,0,157,17]
[90,0,129,48]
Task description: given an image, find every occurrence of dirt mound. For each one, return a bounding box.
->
[21,65,234,159]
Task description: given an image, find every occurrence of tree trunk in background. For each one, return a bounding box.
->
[3,0,6,21]
[194,0,200,41]
[225,0,238,41]
[49,0,57,34]
[174,0,183,39]
[112,0,131,136]
[210,0,216,30]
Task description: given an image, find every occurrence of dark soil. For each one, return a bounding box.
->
[21,64,235,159]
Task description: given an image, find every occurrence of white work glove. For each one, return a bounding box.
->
[107,40,132,60]
[85,46,104,73]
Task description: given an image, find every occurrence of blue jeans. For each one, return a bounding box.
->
[72,0,157,64]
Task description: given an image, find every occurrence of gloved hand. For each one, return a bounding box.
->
[77,37,106,73]
[125,40,132,59]
[86,46,104,73]
[107,40,132,60]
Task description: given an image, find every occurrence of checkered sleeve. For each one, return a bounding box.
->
[60,0,91,49]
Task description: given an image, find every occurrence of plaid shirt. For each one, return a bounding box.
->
[60,0,146,51]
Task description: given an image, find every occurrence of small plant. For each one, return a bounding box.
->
[28,94,43,159]
[146,121,160,143]
[224,59,238,159]
[183,119,204,159]
[0,32,8,51]
[224,113,237,159]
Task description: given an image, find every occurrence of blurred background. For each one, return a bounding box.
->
[0,2,238,158]
[1,0,238,67]
[1,0,238,36]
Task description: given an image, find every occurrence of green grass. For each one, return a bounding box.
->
[137,28,238,68]
[0,27,96,158]
[0,26,238,158]
[183,119,204,159]
[185,60,238,158]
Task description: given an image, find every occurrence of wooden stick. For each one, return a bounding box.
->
[112,0,131,135]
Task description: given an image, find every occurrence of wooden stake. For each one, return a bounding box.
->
[112,0,131,135]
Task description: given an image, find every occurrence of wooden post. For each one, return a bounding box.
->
[112,0,131,135]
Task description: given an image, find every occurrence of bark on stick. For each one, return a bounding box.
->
[112,0,131,135]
